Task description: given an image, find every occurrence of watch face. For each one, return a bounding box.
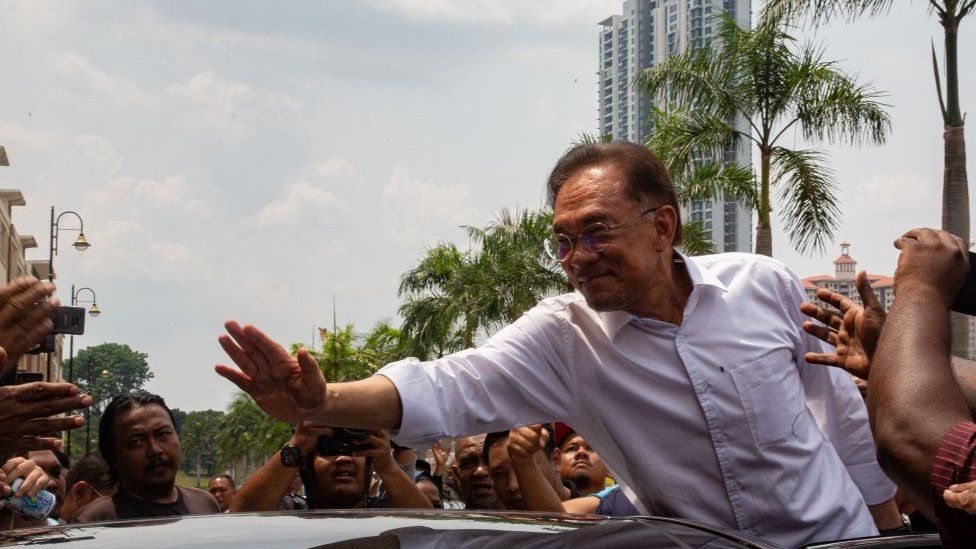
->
[281,445,303,467]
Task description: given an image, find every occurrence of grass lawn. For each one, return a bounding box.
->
[175,470,209,490]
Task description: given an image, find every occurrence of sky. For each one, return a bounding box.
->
[0,1,973,412]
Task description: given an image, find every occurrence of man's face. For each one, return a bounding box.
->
[28,450,65,515]
[450,436,497,509]
[552,164,673,315]
[208,477,235,512]
[416,479,443,509]
[558,435,608,492]
[487,439,524,510]
[309,454,367,508]
[112,404,180,495]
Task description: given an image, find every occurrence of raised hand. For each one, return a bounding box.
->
[893,228,970,307]
[799,270,885,380]
[0,277,58,376]
[216,321,328,424]
[0,346,91,459]
[508,424,548,462]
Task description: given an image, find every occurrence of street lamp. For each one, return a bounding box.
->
[66,285,100,456]
[48,208,91,381]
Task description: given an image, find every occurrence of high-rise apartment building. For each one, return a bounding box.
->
[598,0,753,253]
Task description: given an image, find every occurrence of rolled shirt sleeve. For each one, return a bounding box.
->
[376,299,577,448]
[781,266,897,505]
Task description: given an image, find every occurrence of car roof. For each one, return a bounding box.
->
[0,510,775,548]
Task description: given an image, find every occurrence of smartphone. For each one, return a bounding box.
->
[51,306,86,335]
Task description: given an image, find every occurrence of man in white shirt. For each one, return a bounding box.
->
[215,141,899,546]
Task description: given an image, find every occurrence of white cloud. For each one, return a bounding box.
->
[166,70,302,137]
[310,156,355,178]
[76,220,206,282]
[73,134,123,176]
[380,167,474,243]
[47,51,158,108]
[254,180,345,226]
[364,0,619,25]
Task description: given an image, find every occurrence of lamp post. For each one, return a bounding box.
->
[66,285,100,456]
[47,208,91,381]
[86,364,110,455]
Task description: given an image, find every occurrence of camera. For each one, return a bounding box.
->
[27,306,87,355]
[316,428,374,456]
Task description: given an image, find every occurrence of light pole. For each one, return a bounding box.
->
[47,208,91,381]
[66,285,100,457]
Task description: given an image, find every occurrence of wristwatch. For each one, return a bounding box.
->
[280,443,305,467]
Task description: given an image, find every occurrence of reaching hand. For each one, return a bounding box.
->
[216,321,328,424]
[0,346,91,459]
[2,456,52,498]
[944,481,976,515]
[893,228,970,307]
[799,270,885,380]
[0,277,58,376]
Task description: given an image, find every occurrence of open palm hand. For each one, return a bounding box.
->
[799,271,885,380]
[216,321,327,424]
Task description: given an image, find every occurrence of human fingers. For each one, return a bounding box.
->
[944,488,976,514]
[12,415,86,436]
[14,381,80,403]
[14,465,51,498]
[224,321,272,371]
[3,436,64,455]
[19,393,92,420]
[214,365,253,393]
[296,348,328,392]
[799,302,842,330]
[854,271,883,312]
[243,324,295,369]
[0,279,56,329]
[812,288,859,317]
[802,321,838,347]
[803,351,844,369]
[218,333,259,380]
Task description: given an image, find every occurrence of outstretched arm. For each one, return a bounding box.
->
[356,432,432,509]
[507,425,564,513]
[215,321,402,428]
[869,228,973,520]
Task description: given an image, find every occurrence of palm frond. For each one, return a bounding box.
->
[761,0,895,27]
[772,147,840,255]
[673,161,757,208]
[679,220,717,256]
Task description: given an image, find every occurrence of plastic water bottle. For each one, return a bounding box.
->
[2,478,56,521]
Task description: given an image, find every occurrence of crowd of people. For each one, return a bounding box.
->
[0,142,975,546]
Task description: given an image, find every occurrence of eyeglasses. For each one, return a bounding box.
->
[545,206,662,263]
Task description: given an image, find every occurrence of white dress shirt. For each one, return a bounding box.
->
[378,253,895,546]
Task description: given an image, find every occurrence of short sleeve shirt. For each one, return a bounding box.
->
[930,421,976,547]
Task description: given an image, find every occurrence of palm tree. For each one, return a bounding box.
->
[764,0,973,356]
[637,14,891,256]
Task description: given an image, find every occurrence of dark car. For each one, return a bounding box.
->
[0,510,943,548]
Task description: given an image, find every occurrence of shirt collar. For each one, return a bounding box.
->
[594,250,728,339]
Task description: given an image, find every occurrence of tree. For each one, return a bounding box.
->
[71,343,154,459]
[398,208,569,357]
[637,14,890,256]
[180,410,223,487]
[763,0,974,358]
[214,392,291,479]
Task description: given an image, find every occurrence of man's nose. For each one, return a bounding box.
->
[473,462,490,478]
[146,436,163,456]
[506,472,519,493]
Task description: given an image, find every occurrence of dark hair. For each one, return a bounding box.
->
[211,473,236,489]
[65,453,114,492]
[53,449,71,469]
[482,431,509,465]
[98,391,176,481]
[546,140,682,245]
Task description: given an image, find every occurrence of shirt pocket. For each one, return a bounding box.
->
[729,351,805,448]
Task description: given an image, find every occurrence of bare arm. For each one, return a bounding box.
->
[507,425,565,513]
[869,229,973,520]
[357,433,431,509]
[231,449,304,513]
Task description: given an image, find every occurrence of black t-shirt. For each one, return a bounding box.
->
[74,487,219,522]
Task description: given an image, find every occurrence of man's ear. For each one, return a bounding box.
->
[653,205,678,251]
[449,464,460,487]
[550,448,562,469]
[69,480,92,503]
